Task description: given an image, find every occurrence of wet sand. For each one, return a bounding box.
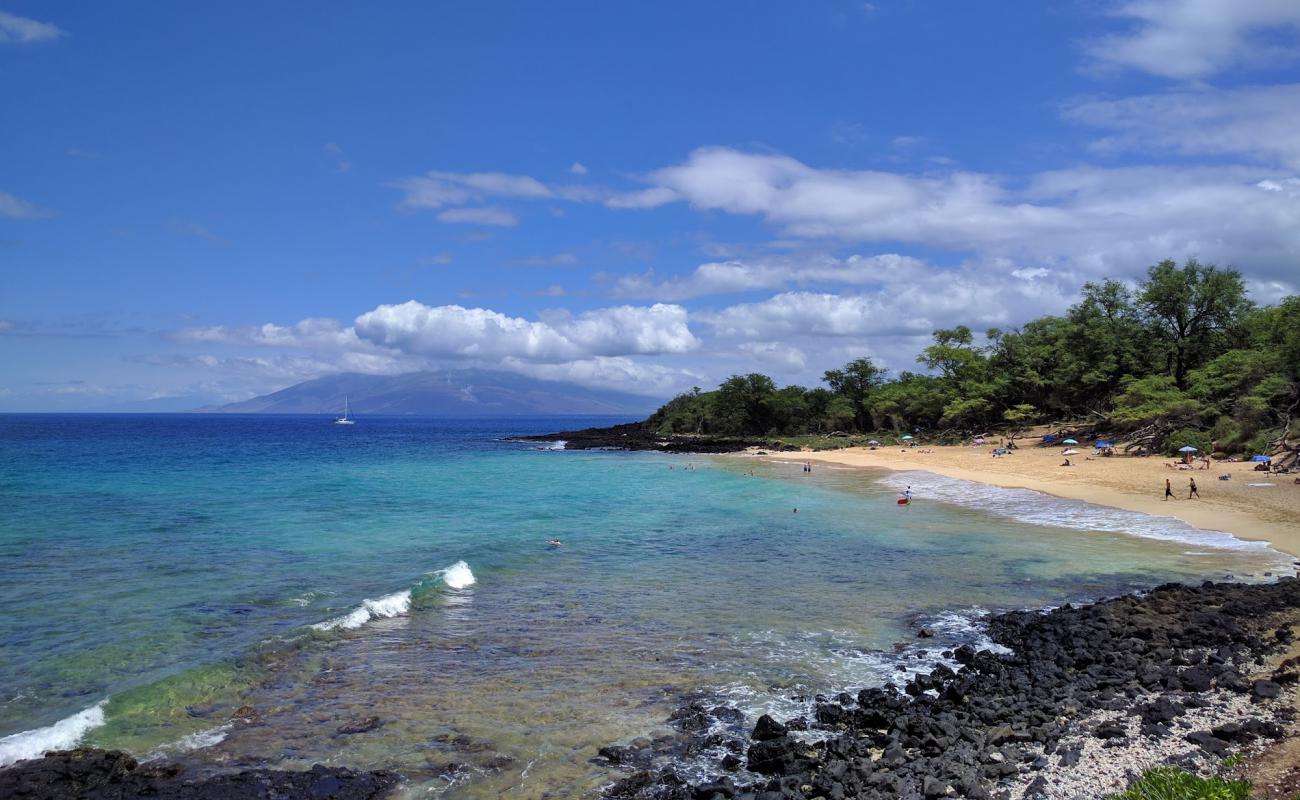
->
[794,444,1300,558]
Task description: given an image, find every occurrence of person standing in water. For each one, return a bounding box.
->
[1189,477,1199,499]
[1164,478,1174,500]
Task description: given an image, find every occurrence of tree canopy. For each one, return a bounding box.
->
[644,260,1299,456]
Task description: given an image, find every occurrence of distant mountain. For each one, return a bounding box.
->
[205,370,663,416]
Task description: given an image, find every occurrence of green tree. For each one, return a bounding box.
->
[713,373,778,435]
[823,357,887,431]
[1138,259,1251,389]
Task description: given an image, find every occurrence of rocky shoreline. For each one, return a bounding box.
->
[0,748,398,799]
[511,421,785,453]
[598,579,1300,800]
[5,580,1300,799]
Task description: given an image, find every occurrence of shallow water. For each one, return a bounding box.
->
[0,415,1290,795]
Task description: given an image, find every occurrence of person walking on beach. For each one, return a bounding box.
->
[1189,477,1199,499]
[1164,478,1174,500]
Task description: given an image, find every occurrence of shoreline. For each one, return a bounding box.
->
[786,445,1300,560]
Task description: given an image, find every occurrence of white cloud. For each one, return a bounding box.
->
[1083,0,1300,79]
[616,147,1300,290]
[502,356,699,397]
[1064,84,1300,169]
[436,207,518,226]
[353,301,698,362]
[0,190,53,219]
[570,162,589,175]
[612,253,929,300]
[175,317,366,350]
[738,341,808,370]
[701,263,1079,342]
[0,11,64,44]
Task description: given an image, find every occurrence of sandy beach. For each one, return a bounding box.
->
[798,443,1300,559]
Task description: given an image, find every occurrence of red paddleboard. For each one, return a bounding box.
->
[897,498,910,505]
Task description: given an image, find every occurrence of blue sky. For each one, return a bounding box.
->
[2,1,1299,410]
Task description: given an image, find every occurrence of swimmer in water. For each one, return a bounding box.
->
[546,538,562,547]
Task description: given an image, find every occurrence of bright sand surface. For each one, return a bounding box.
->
[799,444,1300,559]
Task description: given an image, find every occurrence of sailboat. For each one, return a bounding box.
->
[334,395,355,425]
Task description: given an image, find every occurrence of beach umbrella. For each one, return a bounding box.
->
[1062,438,1079,445]
[1094,441,1113,448]
[901,435,914,440]
[1178,446,1198,453]
[1251,455,1272,462]
[867,440,880,446]
[1062,449,1079,455]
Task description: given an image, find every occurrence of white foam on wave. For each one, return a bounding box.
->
[546,440,567,451]
[311,589,412,631]
[310,560,475,631]
[878,470,1283,555]
[0,700,107,767]
[437,560,476,590]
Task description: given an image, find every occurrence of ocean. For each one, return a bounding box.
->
[0,414,1290,797]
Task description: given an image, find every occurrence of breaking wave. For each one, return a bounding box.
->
[0,701,106,767]
[310,560,476,631]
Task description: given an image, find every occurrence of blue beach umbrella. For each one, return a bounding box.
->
[1062,438,1079,445]
[901,435,914,440]
[1251,455,1272,462]
[1094,441,1113,448]
[1178,446,1198,453]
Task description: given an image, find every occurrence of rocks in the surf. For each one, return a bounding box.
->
[600,578,1300,800]
[228,704,259,724]
[0,748,399,800]
[335,715,384,735]
[750,714,787,741]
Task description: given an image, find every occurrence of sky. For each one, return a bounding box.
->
[2,0,1299,411]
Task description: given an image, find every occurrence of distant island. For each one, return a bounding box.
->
[203,369,661,417]
[527,260,1299,467]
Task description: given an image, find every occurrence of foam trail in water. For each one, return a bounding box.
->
[545,440,567,451]
[436,560,476,589]
[0,701,106,767]
[878,471,1285,556]
[311,590,412,631]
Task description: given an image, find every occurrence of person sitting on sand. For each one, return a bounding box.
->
[1060,458,1072,467]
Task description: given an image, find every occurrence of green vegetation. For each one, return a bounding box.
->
[1104,765,1251,800]
[647,259,1300,460]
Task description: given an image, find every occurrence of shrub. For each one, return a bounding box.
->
[1164,428,1213,458]
[1105,765,1250,800]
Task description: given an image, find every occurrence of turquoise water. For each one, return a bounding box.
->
[0,414,1290,796]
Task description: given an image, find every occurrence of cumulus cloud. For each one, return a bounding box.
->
[0,11,64,44]
[0,190,53,219]
[353,301,698,362]
[1082,0,1300,79]
[700,263,1079,342]
[1065,84,1300,169]
[570,162,589,175]
[171,301,703,397]
[612,147,1300,290]
[612,253,929,300]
